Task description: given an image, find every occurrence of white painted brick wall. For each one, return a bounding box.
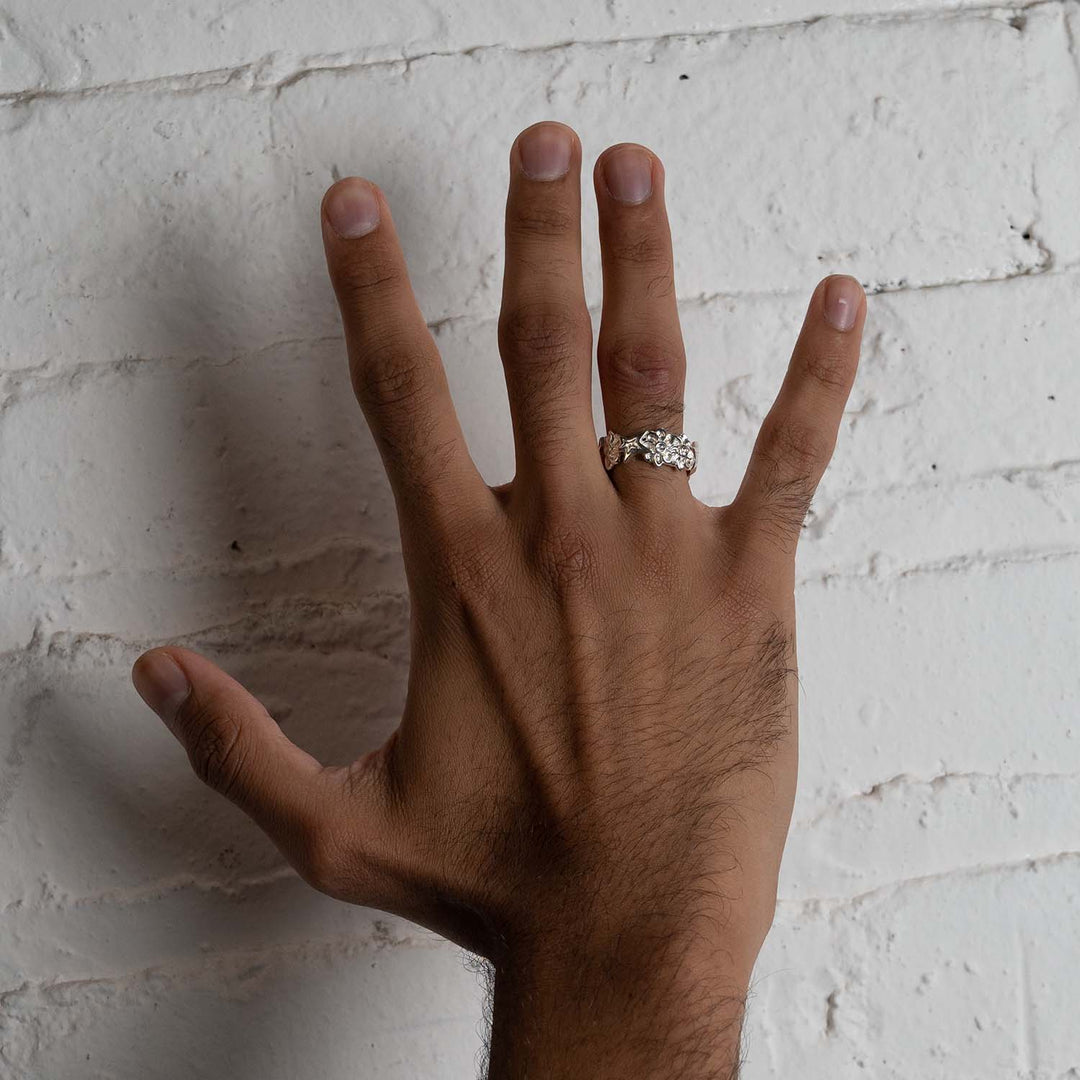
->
[2,2,1078,1076]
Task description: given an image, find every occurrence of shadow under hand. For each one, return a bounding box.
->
[42,193,438,1074]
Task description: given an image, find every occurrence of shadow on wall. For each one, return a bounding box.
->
[12,189,426,1073]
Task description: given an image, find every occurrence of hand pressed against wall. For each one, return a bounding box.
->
[132,122,865,1077]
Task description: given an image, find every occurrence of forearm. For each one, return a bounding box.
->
[486,931,752,1080]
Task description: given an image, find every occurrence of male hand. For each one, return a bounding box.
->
[132,121,866,1077]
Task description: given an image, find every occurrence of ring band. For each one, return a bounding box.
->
[600,428,698,476]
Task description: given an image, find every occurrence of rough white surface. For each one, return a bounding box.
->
[1,1,1079,1077]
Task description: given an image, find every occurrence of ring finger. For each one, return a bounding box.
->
[594,143,688,497]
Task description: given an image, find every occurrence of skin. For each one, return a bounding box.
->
[132,121,866,1078]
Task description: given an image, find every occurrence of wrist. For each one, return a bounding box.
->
[486,913,758,1080]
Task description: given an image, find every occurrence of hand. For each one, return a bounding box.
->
[132,121,866,1077]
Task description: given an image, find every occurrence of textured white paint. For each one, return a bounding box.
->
[2,1,1079,1077]
[0,0,1058,96]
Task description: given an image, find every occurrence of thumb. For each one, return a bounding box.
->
[131,646,339,864]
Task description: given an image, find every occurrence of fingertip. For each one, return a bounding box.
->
[595,143,662,206]
[595,141,661,170]
[512,120,580,181]
[322,176,382,239]
[514,119,580,144]
[131,647,191,724]
[820,274,866,333]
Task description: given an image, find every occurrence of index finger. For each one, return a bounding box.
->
[321,178,490,530]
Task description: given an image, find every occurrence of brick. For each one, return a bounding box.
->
[3,2,1079,1075]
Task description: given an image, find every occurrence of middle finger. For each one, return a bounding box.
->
[498,122,597,494]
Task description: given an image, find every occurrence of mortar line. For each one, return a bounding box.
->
[3,849,1076,1000]
[0,925,441,1003]
[0,0,1067,108]
[3,259,1078,395]
[2,547,1078,668]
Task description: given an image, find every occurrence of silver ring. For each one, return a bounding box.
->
[599,428,697,476]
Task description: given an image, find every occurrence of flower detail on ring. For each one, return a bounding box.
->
[599,429,697,475]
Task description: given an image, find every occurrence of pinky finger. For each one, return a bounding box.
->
[731,275,865,559]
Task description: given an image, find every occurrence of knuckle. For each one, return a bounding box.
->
[437,531,509,606]
[600,334,685,397]
[802,346,855,392]
[644,270,676,299]
[334,251,403,300]
[748,416,834,541]
[394,434,462,510]
[507,199,577,241]
[181,700,248,798]
[294,767,389,902]
[607,230,670,274]
[352,342,433,413]
[629,518,682,594]
[296,821,351,897]
[499,304,590,368]
[763,415,831,480]
[531,518,601,597]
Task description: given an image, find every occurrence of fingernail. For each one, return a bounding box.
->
[132,651,191,724]
[518,124,573,181]
[601,146,654,205]
[823,276,864,332]
[324,179,381,238]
